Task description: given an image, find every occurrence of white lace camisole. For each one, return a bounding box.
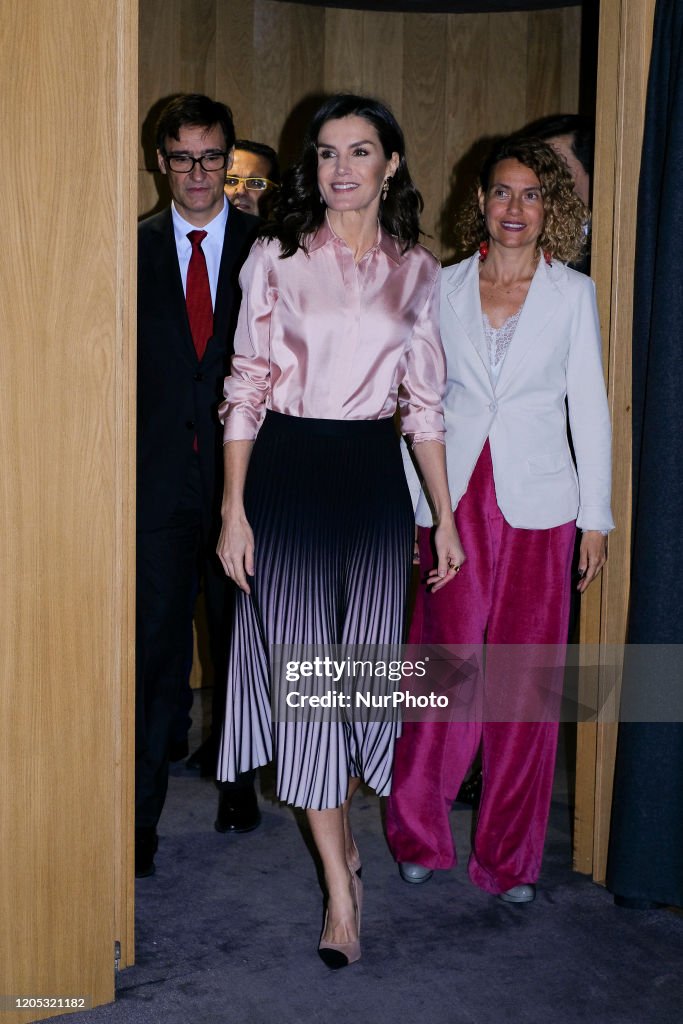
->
[483,308,522,385]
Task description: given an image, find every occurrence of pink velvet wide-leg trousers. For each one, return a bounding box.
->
[387,441,576,893]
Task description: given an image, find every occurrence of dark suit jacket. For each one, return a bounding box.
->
[137,205,259,533]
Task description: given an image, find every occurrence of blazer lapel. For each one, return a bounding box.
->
[150,209,196,360]
[445,253,491,378]
[211,206,259,357]
[495,257,565,391]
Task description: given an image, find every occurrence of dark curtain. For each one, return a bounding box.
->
[606,0,683,909]
[272,1,580,11]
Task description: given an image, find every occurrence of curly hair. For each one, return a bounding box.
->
[456,136,588,264]
[261,93,423,258]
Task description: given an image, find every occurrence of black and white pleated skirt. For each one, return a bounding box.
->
[217,410,414,809]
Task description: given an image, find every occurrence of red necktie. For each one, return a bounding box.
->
[186,230,214,361]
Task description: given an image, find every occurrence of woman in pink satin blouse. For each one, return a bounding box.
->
[215,94,463,969]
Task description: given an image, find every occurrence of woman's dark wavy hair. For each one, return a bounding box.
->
[456,136,587,264]
[261,93,423,257]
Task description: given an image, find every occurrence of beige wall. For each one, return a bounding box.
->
[0,1,137,1018]
[139,0,583,258]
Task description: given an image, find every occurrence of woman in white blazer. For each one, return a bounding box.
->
[387,136,614,903]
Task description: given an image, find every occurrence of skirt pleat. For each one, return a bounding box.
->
[217,411,414,809]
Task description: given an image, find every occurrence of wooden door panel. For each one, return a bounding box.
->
[0,1,136,1018]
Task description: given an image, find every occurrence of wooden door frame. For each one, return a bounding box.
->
[116,0,138,972]
[573,0,656,881]
[0,2,136,1020]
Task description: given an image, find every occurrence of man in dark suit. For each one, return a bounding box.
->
[136,94,260,877]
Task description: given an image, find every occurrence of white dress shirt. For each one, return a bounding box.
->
[171,198,229,308]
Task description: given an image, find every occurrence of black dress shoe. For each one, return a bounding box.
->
[215,783,261,834]
[186,736,219,777]
[456,768,482,807]
[135,827,158,878]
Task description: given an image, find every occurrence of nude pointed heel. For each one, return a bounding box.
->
[318,872,363,969]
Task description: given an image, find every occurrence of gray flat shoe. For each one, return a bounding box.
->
[498,884,536,904]
[399,862,434,884]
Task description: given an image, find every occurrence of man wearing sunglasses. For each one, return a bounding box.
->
[224,139,280,218]
[136,93,260,878]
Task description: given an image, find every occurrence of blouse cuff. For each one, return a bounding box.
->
[220,405,265,443]
[407,432,446,447]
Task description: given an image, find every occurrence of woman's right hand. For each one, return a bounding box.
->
[425,518,466,593]
[217,508,255,594]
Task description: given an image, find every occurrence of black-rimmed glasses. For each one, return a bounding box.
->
[164,151,230,173]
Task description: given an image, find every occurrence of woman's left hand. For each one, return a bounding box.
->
[425,519,466,593]
[576,530,608,592]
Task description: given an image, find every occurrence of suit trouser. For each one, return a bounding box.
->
[386,441,576,893]
[136,456,244,829]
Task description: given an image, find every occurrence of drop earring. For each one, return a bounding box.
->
[382,177,391,201]
[478,210,489,260]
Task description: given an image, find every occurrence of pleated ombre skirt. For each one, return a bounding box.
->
[217,410,414,809]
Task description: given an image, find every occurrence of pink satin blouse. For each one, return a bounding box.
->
[219,218,446,445]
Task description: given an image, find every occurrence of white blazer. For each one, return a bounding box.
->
[407,252,614,531]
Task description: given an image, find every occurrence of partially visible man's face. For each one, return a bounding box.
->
[157,123,232,227]
[224,150,274,217]
[547,134,590,207]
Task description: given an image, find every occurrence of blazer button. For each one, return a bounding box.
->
[489,401,497,413]
[186,420,195,430]
[193,372,204,382]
